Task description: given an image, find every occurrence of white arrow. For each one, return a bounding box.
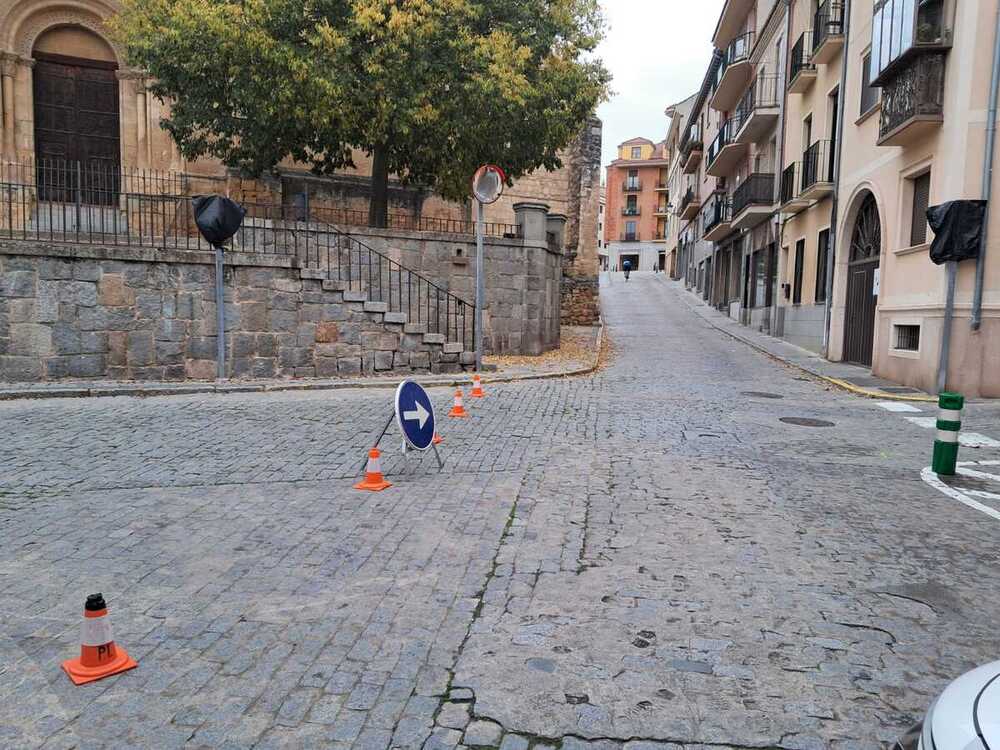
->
[403,401,430,429]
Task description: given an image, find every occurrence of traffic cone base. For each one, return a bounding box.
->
[355,448,392,491]
[63,645,137,685]
[448,389,468,418]
[433,433,443,445]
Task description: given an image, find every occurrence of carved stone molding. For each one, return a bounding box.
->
[13,6,122,62]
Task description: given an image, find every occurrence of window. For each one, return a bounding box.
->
[793,239,805,304]
[871,0,944,80]
[910,170,931,245]
[625,195,638,215]
[631,147,642,159]
[816,229,829,302]
[625,220,637,240]
[860,53,880,114]
[893,324,921,351]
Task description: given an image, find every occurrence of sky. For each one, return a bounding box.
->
[595,1,723,171]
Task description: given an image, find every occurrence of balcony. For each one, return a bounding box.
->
[870,0,950,87]
[622,180,642,192]
[702,192,732,241]
[679,187,701,220]
[654,181,669,192]
[711,32,755,112]
[734,75,780,144]
[619,232,641,242]
[812,0,845,64]
[706,117,748,177]
[801,140,835,200]
[788,32,817,93]
[680,125,703,174]
[622,207,641,216]
[779,163,810,212]
[877,53,945,146]
[731,173,776,229]
[654,204,670,216]
[713,0,755,50]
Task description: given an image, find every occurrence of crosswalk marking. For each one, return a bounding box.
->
[875,401,922,413]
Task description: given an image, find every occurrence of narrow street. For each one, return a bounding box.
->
[3,272,1000,748]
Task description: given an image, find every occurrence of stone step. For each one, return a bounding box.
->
[322,280,346,292]
[404,323,428,334]
[343,291,367,303]
[423,333,446,345]
[300,269,328,280]
[460,351,476,365]
[383,312,408,324]
[442,342,463,354]
[363,301,388,313]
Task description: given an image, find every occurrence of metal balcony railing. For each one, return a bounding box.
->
[622,180,642,192]
[780,163,801,204]
[679,186,699,215]
[802,140,835,190]
[736,75,779,124]
[732,173,775,216]
[878,53,945,141]
[789,32,815,85]
[620,232,640,242]
[702,192,731,234]
[813,0,844,53]
[707,117,742,167]
[726,31,754,66]
[680,123,703,159]
[622,207,641,216]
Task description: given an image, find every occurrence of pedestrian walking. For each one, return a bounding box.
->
[623,258,631,281]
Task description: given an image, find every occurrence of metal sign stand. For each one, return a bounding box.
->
[362,408,444,475]
[214,244,226,380]
[474,200,485,372]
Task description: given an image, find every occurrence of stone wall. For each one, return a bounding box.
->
[561,117,603,326]
[0,241,476,382]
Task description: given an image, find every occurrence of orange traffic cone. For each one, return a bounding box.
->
[448,389,468,418]
[354,447,392,491]
[433,432,443,445]
[470,374,485,398]
[62,593,138,685]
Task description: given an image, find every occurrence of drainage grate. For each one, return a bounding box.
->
[780,417,835,427]
[742,391,784,399]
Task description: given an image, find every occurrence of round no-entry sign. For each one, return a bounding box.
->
[395,380,436,451]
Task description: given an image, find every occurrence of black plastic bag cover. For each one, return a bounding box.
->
[927,199,987,265]
[192,195,246,248]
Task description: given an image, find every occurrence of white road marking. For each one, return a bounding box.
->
[875,401,923,413]
[921,461,1000,523]
[902,417,1000,448]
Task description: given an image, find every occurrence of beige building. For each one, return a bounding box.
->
[775,0,845,352]
[663,94,696,278]
[829,0,999,396]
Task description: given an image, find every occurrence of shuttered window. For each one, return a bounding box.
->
[816,229,830,303]
[860,53,880,115]
[793,239,805,304]
[911,171,931,246]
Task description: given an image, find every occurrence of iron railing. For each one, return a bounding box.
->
[878,53,945,141]
[622,180,642,192]
[702,191,730,234]
[302,205,519,239]
[802,140,835,189]
[620,232,640,242]
[789,32,815,86]
[622,207,641,216]
[707,116,742,168]
[0,159,479,349]
[680,124,703,160]
[732,173,775,216]
[780,163,801,205]
[679,186,699,216]
[813,0,844,53]
[726,31,754,67]
[736,75,779,127]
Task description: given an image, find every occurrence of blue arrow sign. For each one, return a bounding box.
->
[395,380,436,451]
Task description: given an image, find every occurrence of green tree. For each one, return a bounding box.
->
[111,0,611,226]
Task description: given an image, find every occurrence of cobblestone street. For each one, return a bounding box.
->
[3,272,1000,748]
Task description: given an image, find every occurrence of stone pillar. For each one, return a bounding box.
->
[561,116,602,326]
[1,54,18,159]
[513,202,550,244]
[136,77,150,168]
[546,213,567,251]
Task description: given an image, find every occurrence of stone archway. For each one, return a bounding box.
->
[842,190,882,366]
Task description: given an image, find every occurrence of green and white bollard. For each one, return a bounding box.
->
[932,391,964,475]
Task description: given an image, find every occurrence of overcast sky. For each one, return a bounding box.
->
[595,1,722,172]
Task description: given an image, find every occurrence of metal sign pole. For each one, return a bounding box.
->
[214,245,226,380]
[474,200,485,371]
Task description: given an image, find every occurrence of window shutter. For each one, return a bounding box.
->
[911,172,931,246]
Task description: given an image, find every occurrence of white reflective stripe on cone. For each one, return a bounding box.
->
[81,617,114,647]
[939,409,962,422]
[936,429,960,444]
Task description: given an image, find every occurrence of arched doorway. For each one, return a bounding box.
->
[843,191,881,366]
[32,26,120,203]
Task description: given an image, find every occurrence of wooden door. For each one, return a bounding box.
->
[843,193,881,367]
[33,53,120,204]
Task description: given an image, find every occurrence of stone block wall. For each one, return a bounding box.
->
[561,117,603,326]
[0,241,475,382]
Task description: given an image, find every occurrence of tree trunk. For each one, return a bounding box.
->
[369,146,389,228]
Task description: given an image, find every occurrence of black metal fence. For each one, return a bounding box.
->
[780,163,801,205]
[789,32,815,85]
[732,173,775,216]
[0,159,478,350]
[813,0,844,53]
[802,140,835,190]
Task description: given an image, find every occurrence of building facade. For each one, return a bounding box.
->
[603,138,671,272]
[673,0,1000,397]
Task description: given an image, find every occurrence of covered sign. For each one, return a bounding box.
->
[927,200,987,265]
[192,195,246,247]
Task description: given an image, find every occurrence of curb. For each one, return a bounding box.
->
[0,325,604,402]
[668,282,937,403]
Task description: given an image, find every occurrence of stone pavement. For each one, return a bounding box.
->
[3,273,1000,748]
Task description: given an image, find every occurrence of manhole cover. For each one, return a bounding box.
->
[780,417,835,427]
[742,391,784,399]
